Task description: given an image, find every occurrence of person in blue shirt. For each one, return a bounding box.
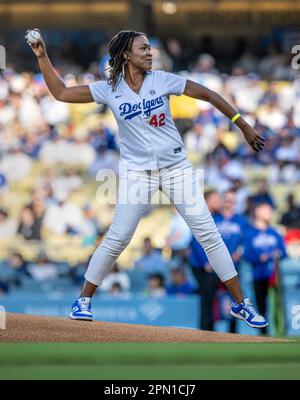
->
[188,189,221,330]
[134,237,169,279]
[166,268,195,296]
[214,189,249,332]
[244,202,287,334]
[90,124,118,153]
[251,178,275,209]
[189,189,248,332]
[215,190,248,268]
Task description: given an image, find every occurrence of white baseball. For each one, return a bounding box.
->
[27,30,41,45]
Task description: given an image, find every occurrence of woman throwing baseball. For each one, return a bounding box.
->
[26,29,268,329]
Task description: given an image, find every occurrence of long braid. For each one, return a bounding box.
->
[107,30,145,91]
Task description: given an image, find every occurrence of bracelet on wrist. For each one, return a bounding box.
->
[231,113,241,123]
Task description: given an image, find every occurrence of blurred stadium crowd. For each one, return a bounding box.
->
[0,33,300,331]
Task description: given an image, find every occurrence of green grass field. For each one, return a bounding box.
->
[0,343,300,380]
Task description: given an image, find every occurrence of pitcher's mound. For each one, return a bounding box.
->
[0,313,289,342]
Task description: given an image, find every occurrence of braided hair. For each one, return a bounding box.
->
[107,30,146,91]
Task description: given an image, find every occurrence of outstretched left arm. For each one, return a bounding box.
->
[183,80,265,152]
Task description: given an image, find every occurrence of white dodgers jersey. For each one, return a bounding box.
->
[89,70,187,170]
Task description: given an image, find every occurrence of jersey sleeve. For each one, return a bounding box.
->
[89,80,109,105]
[163,71,187,96]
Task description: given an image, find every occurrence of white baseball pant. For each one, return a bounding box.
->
[85,158,237,285]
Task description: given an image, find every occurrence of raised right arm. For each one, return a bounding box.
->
[26,29,94,103]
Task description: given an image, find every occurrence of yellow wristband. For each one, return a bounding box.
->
[231,113,241,123]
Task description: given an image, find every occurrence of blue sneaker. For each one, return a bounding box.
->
[230,297,268,329]
[69,297,93,321]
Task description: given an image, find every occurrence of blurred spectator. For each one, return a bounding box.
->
[40,93,69,126]
[184,112,220,159]
[251,178,275,209]
[214,189,248,333]
[0,280,9,295]
[7,252,29,275]
[50,167,83,202]
[203,189,222,215]
[216,190,247,268]
[165,38,186,72]
[146,273,166,297]
[149,37,172,71]
[98,48,110,78]
[193,53,219,75]
[275,134,298,164]
[204,153,232,193]
[134,237,168,277]
[188,189,221,330]
[244,203,287,335]
[35,167,60,205]
[100,263,130,293]
[39,136,96,166]
[259,42,284,79]
[80,203,103,245]
[184,121,205,155]
[0,147,33,182]
[230,176,250,215]
[21,131,43,159]
[229,73,264,114]
[190,54,223,112]
[257,94,287,131]
[273,54,298,81]
[166,268,194,296]
[30,196,46,229]
[90,124,118,152]
[17,206,41,240]
[108,282,124,297]
[280,193,300,230]
[0,209,17,240]
[4,253,30,288]
[89,124,119,176]
[280,193,300,247]
[0,96,15,126]
[43,199,84,235]
[27,251,59,281]
[166,208,192,267]
[269,135,299,184]
[236,49,259,74]
[9,90,42,129]
[70,230,106,285]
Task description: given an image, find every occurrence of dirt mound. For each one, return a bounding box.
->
[0,313,289,342]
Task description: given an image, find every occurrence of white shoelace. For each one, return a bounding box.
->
[78,299,91,311]
[244,300,258,316]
